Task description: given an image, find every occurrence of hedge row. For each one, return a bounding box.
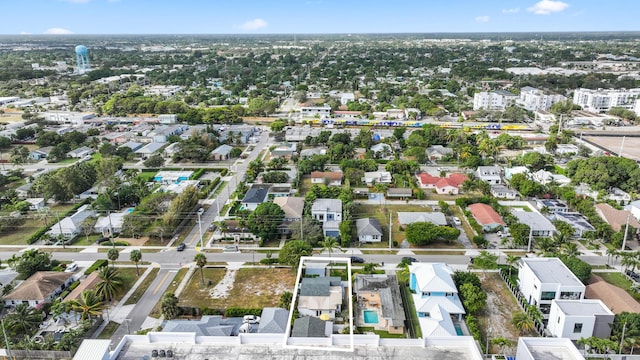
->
[224,307,262,318]
[26,199,90,244]
[191,168,205,180]
[84,259,108,275]
[259,258,279,265]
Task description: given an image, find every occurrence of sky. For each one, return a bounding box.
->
[3,0,640,35]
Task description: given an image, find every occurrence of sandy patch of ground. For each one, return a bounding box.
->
[209,269,237,299]
[478,272,521,354]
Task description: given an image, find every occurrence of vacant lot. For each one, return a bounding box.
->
[477,272,521,354]
[0,203,78,245]
[180,268,296,310]
[354,203,432,245]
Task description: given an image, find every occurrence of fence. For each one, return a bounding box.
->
[499,270,544,336]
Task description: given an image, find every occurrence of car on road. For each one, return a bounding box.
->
[350,256,365,264]
[402,257,418,264]
[452,217,461,226]
[65,263,78,273]
[243,315,261,324]
[208,224,216,231]
[177,243,186,251]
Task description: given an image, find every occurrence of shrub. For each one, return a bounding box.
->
[472,235,488,248]
[201,307,224,315]
[224,307,262,317]
[259,258,279,265]
[84,259,108,275]
[102,241,130,246]
[191,168,205,179]
[466,314,481,341]
[27,226,49,244]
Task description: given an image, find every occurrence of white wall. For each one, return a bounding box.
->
[548,303,595,340]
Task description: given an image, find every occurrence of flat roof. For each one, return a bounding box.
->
[522,258,584,287]
[518,337,584,360]
[554,299,613,316]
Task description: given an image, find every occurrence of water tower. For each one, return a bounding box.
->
[75,45,90,74]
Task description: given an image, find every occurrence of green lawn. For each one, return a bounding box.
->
[116,267,142,302]
[594,272,634,290]
[402,285,422,338]
[124,267,160,305]
[136,171,158,182]
[0,203,78,245]
[96,321,120,339]
[357,327,407,338]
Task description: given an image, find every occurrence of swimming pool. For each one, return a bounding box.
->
[126,208,134,214]
[363,310,379,324]
[454,323,463,336]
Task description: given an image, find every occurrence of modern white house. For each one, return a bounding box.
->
[547,299,614,341]
[362,171,392,186]
[408,263,465,337]
[625,200,640,221]
[518,258,586,320]
[311,199,342,237]
[476,166,502,184]
[515,337,585,360]
[490,184,518,199]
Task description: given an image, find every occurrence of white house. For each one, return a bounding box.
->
[311,199,342,237]
[25,198,45,211]
[547,299,614,341]
[297,276,343,320]
[476,166,502,184]
[504,166,530,181]
[153,171,193,184]
[362,171,392,186]
[240,184,271,211]
[408,263,465,337]
[67,146,94,159]
[370,143,393,159]
[4,271,74,308]
[94,210,128,237]
[518,258,585,320]
[625,200,640,221]
[300,105,331,118]
[356,218,383,243]
[310,171,342,186]
[531,170,571,186]
[48,204,95,240]
[512,211,556,237]
[490,184,518,199]
[515,337,585,360]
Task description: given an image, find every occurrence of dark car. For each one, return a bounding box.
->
[177,243,186,251]
[350,256,365,264]
[402,256,418,264]
[96,237,110,244]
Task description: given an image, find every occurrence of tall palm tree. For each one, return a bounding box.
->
[129,249,142,276]
[5,303,43,335]
[194,253,207,286]
[321,237,340,258]
[511,311,535,335]
[107,248,119,267]
[95,266,124,302]
[506,255,520,278]
[70,290,104,321]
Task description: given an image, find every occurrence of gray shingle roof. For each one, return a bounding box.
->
[291,316,327,337]
[241,184,271,204]
[258,308,289,334]
[299,277,341,296]
[356,218,383,237]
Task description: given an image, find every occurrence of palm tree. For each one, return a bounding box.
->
[607,248,618,266]
[552,232,568,247]
[95,266,124,302]
[535,237,555,255]
[561,243,581,257]
[321,237,340,257]
[107,248,119,267]
[5,303,43,334]
[511,311,535,335]
[69,290,104,321]
[506,255,520,278]
[129,249,142,276]
[194,253,207,286]
[161,292,179,320]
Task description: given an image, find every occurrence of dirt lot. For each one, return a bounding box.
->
[477,272,521,354]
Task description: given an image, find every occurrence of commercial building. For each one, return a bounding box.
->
[518,86,566,111]
[472,90,518,111]
[573,88,640,114]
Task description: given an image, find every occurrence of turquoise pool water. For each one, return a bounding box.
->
[454,323,463,336]
[363,310,379,324]
[126,208,134,213]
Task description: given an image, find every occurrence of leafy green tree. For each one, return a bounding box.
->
[269,120,287,132]
[262,171,289,183]
[247,202,285,242]
[143,154,165,167]
[129,249,142,276]
[288,219,323,246]
[321,237,340,257]
[194,253,207,286]
[161,292,180,320]
[10,249,53,278]
[560,255,592,284]
[95,266,124,302]
[473,251,498,269]
[405,222,440,245]
[279,240,312,268]
[278,291,293,309]
[509,223,531,247]
[459,283,486,314]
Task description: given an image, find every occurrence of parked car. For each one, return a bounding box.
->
[402,257,418,264]
[243,315,261,324]
[96,237,110,244]
[177,243,186,251]
[452,217,462,226]
[65,263,78,273]
[350,256,365,264]
[208,224,216,232]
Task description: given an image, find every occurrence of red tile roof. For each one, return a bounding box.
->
[417,173,441,186]
[468,203,505,226]
[446,173,468,188]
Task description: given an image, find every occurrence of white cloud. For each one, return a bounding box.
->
[475,16,490,23]
[239,18,268,31]
[44,27,74,35]
[527,0,569,15]
[502,7,520,13]
[20,31,32,35]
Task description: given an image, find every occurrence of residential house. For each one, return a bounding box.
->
[467,203,506,232]
[163,316,252,336]
[300,105,331,118]
[553,212,595,237]
[555,144,580,155]
[268,183,292,198]
[362,171,392,186]
[15,183,34,199]
[532,170,571,186]
[5,271,74,308]
[162,142,180,158]
[273,196,304,236]
[416,173,441,189]
[547,299,614,341]
[157,180,200,195]
[63,272,101,303]
[153,171,193,184]
[257,308,289,334]
[47,204,95,240]
[356,218,383,243]
[135,142,165,158]
[270,142,297,159]
[370,143,393,159]
[626,200,640,221]
[354,274,406,335]
[490,184,519,199]
[29,146,54,161]
[310,171,342,186]
[241,184,271,211]
[535,199,569,214]
[67,146,94,159]
[608,187,632,204]
[297,276,343,320]
[409,263,465,337]
[476,166,502,184]
[311,199,342,237]
[213,220,260,243]
[120,141,143,153]
[291,316,331,337]
[386,188,412,199]
[94,210,127,237]
[518,258,586,319]
[515,337,585,360]
[299,147,327,158]
[595,203,640,232]
[25,198,45,211]
[426,145,454,161]
[435,174,468,195]
[398,212,448,227]
[211,144,234,161]
[512,211,556,237]
[504,166,530,181]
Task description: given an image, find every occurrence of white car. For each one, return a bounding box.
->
[452,217,461,226]
[65,263,78,273]
[243,315,260,324]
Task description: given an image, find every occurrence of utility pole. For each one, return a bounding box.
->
[619,136,626,158]
[56,212,65,249]
[197,209,204,249]
[622,214,631,252]
[527,228,533,253]
[619,321,627,354]
[107,210,115,249]
[300,217,304,243]
[389,210,392,249]
[1,318,11,359]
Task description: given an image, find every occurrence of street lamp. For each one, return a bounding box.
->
[197,208,204,248]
